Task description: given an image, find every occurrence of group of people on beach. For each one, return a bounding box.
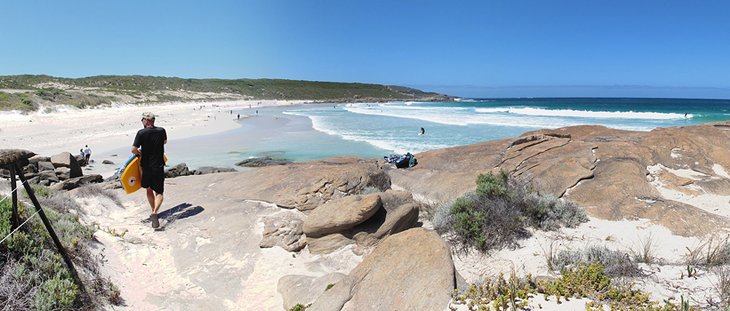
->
[79,145,92,163]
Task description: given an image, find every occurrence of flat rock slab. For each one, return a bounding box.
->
[389,124,730,236]
[220,156,390,211]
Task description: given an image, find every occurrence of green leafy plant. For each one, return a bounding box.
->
[289,303,310,311]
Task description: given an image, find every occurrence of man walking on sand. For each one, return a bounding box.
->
[132,112,167,229]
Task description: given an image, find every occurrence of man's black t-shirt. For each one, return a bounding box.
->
[133,127,167,169]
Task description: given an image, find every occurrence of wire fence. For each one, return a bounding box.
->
[0,179,35,245]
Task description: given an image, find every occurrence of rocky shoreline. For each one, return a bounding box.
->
[2,121,730,310]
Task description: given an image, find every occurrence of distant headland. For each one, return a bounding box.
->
[0,75,451,111]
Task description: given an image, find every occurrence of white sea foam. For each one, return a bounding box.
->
[343,106,655,131]
[475,107,688,119]
[290,112,449,153]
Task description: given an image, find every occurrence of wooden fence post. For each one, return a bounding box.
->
[13,162,87,296]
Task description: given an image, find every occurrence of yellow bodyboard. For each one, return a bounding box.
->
[120,156,142,194]
[119,154,167,194]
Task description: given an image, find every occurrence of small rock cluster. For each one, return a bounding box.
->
[164,163,236,178]
[0,151,102,191]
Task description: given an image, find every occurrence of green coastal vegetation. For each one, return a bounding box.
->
[0,75,447,111]
[0,185,121,310]
[433,171,588,254]
[438,173,730,310]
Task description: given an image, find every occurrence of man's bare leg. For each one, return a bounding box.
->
[146,188,156,212]
[147,188,161,228]
[153,193,164,214]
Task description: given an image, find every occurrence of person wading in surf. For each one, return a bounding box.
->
[132,112,167,229]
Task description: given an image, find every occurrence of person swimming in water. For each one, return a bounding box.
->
[419,127,425,135]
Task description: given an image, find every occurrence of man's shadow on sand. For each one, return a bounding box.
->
[143,203,204,230]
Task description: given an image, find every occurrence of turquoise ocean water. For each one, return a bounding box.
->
[167,98,730,169]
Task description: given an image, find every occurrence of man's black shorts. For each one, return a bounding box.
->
[141,166,165,194]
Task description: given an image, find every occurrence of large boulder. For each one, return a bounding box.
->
[50,152,82,178]
[369,204,419,240]
[306,234,355,254]
[307,275,357,311]
[259,211,306,252]
[28,156,50,166]
[305,190,421,254]
[222,157,390,211]
[303,194,382,238]
[304,228,455,310]
[55,167,71,180]
[38,161,55,172]
[39,170,60,184]
[278,273,350,311]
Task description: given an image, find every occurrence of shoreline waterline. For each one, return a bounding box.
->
[3,97,730,178]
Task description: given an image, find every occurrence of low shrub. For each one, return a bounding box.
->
[33,276,78,311]
[0,186,121,309]
[551,246,640,277]
[441,172,587,253]
[685,235,730,267]
[452,271,536,310]
[452,263,693,310]
[475,171,509,198]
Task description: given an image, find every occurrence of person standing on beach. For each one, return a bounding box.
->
[83,145,92,162]
[132,112,167,229]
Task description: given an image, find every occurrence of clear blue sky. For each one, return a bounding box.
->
[2,0,730,98]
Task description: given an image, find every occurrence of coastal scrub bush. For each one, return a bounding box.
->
[684,235,730,267]
[551,246,640,278]
[0,186,122,309]
[475,171,509,198]
[441,172,587,253]
[451,271,536,310]
[452,263,693,310]
[33,276,78,310]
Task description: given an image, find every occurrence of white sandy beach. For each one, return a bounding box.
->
[0,100,306,176]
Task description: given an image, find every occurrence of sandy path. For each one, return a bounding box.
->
[79,172,361,310]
